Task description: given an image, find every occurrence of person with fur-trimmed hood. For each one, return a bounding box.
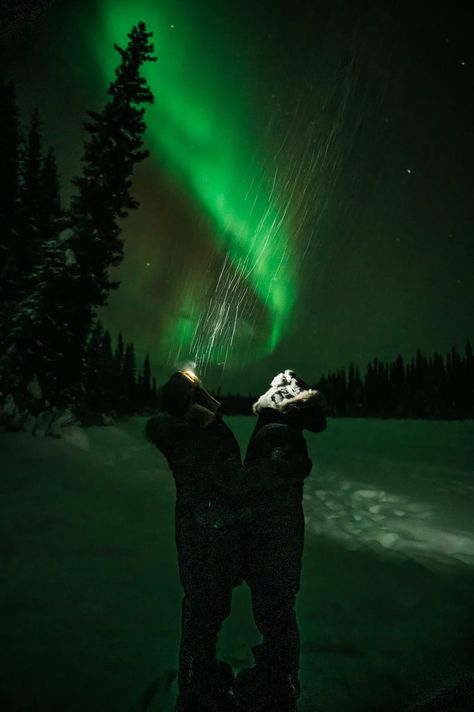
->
[146,370,245,712]
[236,370,326,712]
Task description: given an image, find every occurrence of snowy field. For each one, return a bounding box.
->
[1,416,474,711]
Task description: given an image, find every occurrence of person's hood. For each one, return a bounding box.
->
[253,369,322,415]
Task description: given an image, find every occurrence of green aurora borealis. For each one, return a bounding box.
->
[93,0,298,369]
[3,0,474,389]
[84,0,365,376]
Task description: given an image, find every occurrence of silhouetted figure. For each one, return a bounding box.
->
[236,370,326,712]
[146,371,244,712]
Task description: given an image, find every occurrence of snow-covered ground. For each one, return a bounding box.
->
[304,419,474,569]
[1,417,473,711]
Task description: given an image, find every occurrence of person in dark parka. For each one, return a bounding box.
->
[236,369,327,712]
[146,370,245,712]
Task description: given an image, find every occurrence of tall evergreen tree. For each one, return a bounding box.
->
[100,329,115,409]
[0,132,69,404]
[17,109,44,286]
[122,343,136,406]
[112,331,125,406]
[142,352,151,406]
[389,354,405,415]
[0,78,20,307]
[84,320,105,406]
[1,24,156,409]
[115,331,125,372]
[0,224,74,405]
[136,367,143,407]
[39,149,62,232]
[465,341,474,418]
[67,22,156,366]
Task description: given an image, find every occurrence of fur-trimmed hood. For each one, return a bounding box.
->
[253,369,324,415]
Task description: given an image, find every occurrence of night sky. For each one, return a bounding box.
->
[2,0,473,391]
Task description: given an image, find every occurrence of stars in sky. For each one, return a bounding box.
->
[6,0,471,385]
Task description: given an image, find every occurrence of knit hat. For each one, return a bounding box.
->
[252,369,322,415]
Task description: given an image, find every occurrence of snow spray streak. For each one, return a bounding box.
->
[90,0,296,371]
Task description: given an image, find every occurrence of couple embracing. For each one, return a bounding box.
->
[146,368,326,712]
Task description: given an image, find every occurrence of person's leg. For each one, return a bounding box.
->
[238,506,305,710]
[177,588,233,692]
[175,512,239,710]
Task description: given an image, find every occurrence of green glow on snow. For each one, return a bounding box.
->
[91,0,296,366]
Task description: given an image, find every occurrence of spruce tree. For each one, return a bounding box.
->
[122,343,137,410]
[465,341,474,418]
[1,24,156,411]
[0,138,68,404]
[347,363,356,415]
[142,353,151,407]
[112,331,125,409]
[39,149,62,233]
[354,366,363,415]
[0,78,20,315]
[115,331,125,373]
[389,355,405,416]
[68,22,156,359]
[334,369,346,416]
[100,329,115,410]
[364,361,377,415]
[17,110,44,287]
[136,367,143,408]
[84,320,105,407]
[0,224,73,405]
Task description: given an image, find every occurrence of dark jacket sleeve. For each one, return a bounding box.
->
[145,413,192,472]
[206,420,247,501]
[266,427,312,479]
[245,424,312,490]
[145,414,173,457]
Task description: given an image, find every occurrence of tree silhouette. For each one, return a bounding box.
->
[0,23,156,410]
[316,342,474,420]
[0,78,21,345]
[65,22,156,398]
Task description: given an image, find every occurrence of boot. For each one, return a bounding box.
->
[175,690,237,712]
[235,654,272,711]
[176,658,237,712]
[204,660,237,711]
[235,646,299,712]
[234,645,273,705]
[271,674,299,712]
[235,677,298,712]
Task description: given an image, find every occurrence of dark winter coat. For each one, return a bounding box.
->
[244,402,326,515]
[146,403,245,529]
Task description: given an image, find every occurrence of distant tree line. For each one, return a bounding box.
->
[82,322,157,423]
[215,342,474,420]
[0,23,156,424]
[317,342,474,420]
